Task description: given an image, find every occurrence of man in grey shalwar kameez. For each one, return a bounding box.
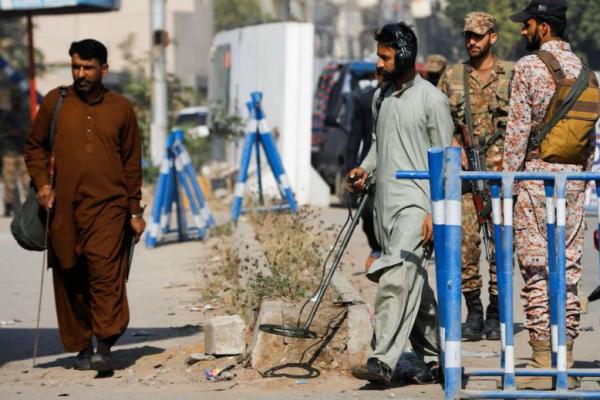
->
[348,22,454,385]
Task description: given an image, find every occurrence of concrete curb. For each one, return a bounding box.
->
[231,218,372,367]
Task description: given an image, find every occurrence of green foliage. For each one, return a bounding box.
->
[213,0,278,32]
[209,103,244,139]
[442,0,600,68]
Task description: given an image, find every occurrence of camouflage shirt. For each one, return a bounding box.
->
[438,58,513,170]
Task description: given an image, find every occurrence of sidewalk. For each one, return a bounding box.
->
[0,205,599,399]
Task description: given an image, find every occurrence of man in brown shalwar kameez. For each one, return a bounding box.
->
[24,39,145,372]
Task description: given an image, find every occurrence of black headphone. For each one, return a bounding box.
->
[375,22,416,76]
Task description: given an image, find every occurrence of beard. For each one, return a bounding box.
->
[524,29,542,51]
[378,66,402,82]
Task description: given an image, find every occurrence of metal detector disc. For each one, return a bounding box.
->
[258,324,317,339]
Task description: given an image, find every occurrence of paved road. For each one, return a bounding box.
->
[1,204,600,399]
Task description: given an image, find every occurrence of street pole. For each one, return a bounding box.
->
[26,14,38,121]
[150,0,168,166]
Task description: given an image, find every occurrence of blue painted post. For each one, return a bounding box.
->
[501,175,516,389]
[596,180,600,290]
[428,148,446,363]
[145,153,170,248]
[171,131,216,229]
[174,151,206,238]
[554,175,569,390]
[171,150,186,241]
[489,182,505,372]
[250,92,298,213]
[443,147,462,400]
[161,156,176,233]
[231,105,259,222]
[254,116,265,206]
[544,181,558,379]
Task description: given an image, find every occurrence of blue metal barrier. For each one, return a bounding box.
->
[396,146,600,399]
[145,129,215,248]
[231,91,298,223]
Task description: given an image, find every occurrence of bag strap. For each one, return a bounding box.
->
[534,50,567,83]
[462,63,476,147]
[48,86,69,150]
[529,62,590,151]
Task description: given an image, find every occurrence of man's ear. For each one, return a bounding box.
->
[489,31,498,46]
[102,63,109,78]
[539,22,551,39]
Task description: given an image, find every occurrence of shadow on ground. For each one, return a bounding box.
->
[259,309,348,380]
[0,324,201,366]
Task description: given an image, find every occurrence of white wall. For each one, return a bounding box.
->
[212,22,329,206]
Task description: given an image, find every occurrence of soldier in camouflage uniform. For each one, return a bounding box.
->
[1,88,30,217]
[438,12,513,341]
[505,0,595,389]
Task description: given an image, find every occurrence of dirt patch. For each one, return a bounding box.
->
[196,206,356,377]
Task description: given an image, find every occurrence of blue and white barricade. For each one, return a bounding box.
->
[396,146,600,399]
[0,56,42,103]
[231,91,298,223]
[145,129,215,248]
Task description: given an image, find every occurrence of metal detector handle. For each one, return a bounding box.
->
[301,174,375,330]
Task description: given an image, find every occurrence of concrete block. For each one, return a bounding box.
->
[251,300,285,370]
[204,314,246,355]
[347,303,373,362]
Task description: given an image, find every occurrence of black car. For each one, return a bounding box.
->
[311,61,376,198]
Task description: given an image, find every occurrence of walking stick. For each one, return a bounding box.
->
[33,156,54,367]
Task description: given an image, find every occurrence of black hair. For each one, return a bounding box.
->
[535,15,567,38]
[374,22,418,57]
[69,39,108,64]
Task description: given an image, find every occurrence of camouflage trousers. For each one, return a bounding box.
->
[2,152,30,206]
[462,192,497,295]
[514,181,584,342]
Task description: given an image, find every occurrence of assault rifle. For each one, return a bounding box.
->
[459,122,493,263]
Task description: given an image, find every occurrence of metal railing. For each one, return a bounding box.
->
[396,147,600,399]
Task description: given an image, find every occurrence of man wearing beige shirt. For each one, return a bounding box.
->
[347,22,454,385]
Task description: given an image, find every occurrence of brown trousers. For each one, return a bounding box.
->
[51,242,130,352]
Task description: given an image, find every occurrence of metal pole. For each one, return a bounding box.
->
[427,148,446,362]
[26,14,37,121]
[490,182,505,372]
[501,175,516,389]
[150,0,168,166]
[554,175,568,390]
[443,147,462,400]
[544,180,558,381]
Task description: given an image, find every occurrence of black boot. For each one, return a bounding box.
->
[91,337,116,371]
[73,342,93,370]
[462,289,484,341]
[484,294,501,340]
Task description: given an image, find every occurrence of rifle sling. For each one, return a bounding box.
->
[463,64,476,148]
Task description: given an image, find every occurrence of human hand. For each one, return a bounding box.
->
[421,213,433,243]
[346,167,369,192]
[451,137,468,169]
[130,217,146,243]
[36,185,55,210]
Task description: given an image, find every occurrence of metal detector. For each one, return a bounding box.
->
[259,175,375,339]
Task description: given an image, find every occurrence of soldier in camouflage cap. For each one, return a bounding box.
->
[424,54,447,86]
[438,11,513,342]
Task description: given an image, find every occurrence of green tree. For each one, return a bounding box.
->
[213,0,277,32]
[442,0,600,68]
